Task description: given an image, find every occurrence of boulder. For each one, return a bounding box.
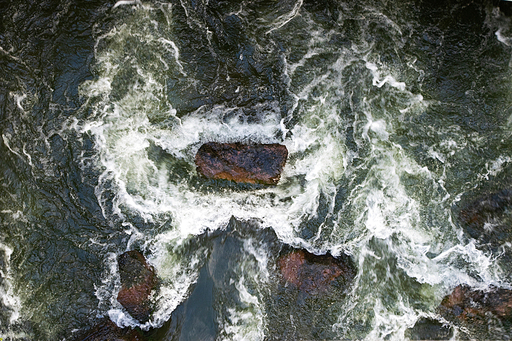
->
[117,250,157,323]
[439,284,512,324]
[195,142,288,185]
[277,249,356,295]
[74,318,145,341]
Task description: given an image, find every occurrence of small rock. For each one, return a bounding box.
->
[73,318,145,341]
[117,250,157,323]
[195,142,288,185]
[439,284,512,323]
[277,249,355,294]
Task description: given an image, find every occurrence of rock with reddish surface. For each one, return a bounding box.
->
[117,250,157,323]
[195,142,288,185]
[459,189,512,239]
[277,249,355,295]
[439,284,512,324]
[73,318,145,341]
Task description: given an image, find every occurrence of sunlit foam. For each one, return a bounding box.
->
[0,242,22,324]
[77,1,507,338]
[217,239,270,341]
[78,2,350,248]
[366,61,406,91]
[496,28,512,47]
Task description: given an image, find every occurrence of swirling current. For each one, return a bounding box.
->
[1,0,512,340]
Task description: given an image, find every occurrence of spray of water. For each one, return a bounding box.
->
[75,1,511,339]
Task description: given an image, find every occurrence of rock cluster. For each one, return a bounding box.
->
[75,143,362,340]
[407,188,512,340]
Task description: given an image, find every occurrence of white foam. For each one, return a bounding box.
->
[217,239,270,341]
[139,233,205,329]
[496,27,512,47]
[113,0,141,9]
[0,243,22,324]
[366,62,406,91]
[77,1,508,338]
[366,298,418,341]
[478,156,512,181]
[265,0,304,35]
[94,252,121,313]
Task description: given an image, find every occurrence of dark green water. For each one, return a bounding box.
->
[1,0,512,339]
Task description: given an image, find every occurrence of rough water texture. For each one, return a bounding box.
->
[195,142,288,185]
[74,318,144,341]
[1,0,512,340]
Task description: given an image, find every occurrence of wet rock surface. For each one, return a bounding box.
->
[439,285,512,322]
[405,318,453,340]
[436,284,512,338]
[458,188,512,282]
[195,142,288,185]
[266,247,356,340]
[459,188,512,238]
[277,248,356,295]
[143,217,358,341]
[117,250,157,323]
[73,318,145,341]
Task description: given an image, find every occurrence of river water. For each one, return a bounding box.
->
[1,0,512,340]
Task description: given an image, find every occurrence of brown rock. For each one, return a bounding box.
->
[117,251,157,323]
[74,318,145,341]
[278,249,356,294]
[439,284,512,323]
[459,189,512,231]
[195,142,288,185]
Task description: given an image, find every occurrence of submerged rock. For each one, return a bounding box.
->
[406,318,453,340]
[277,249,356,295]
[73,318,145,341]
[195,142,288,185]
[439,285,512,325]
[117,250,157,323]
[267,248,356,339]
[458,188,512,238]
[458,189,512,268]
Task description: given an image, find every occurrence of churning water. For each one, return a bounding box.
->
[1,0,512,339]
